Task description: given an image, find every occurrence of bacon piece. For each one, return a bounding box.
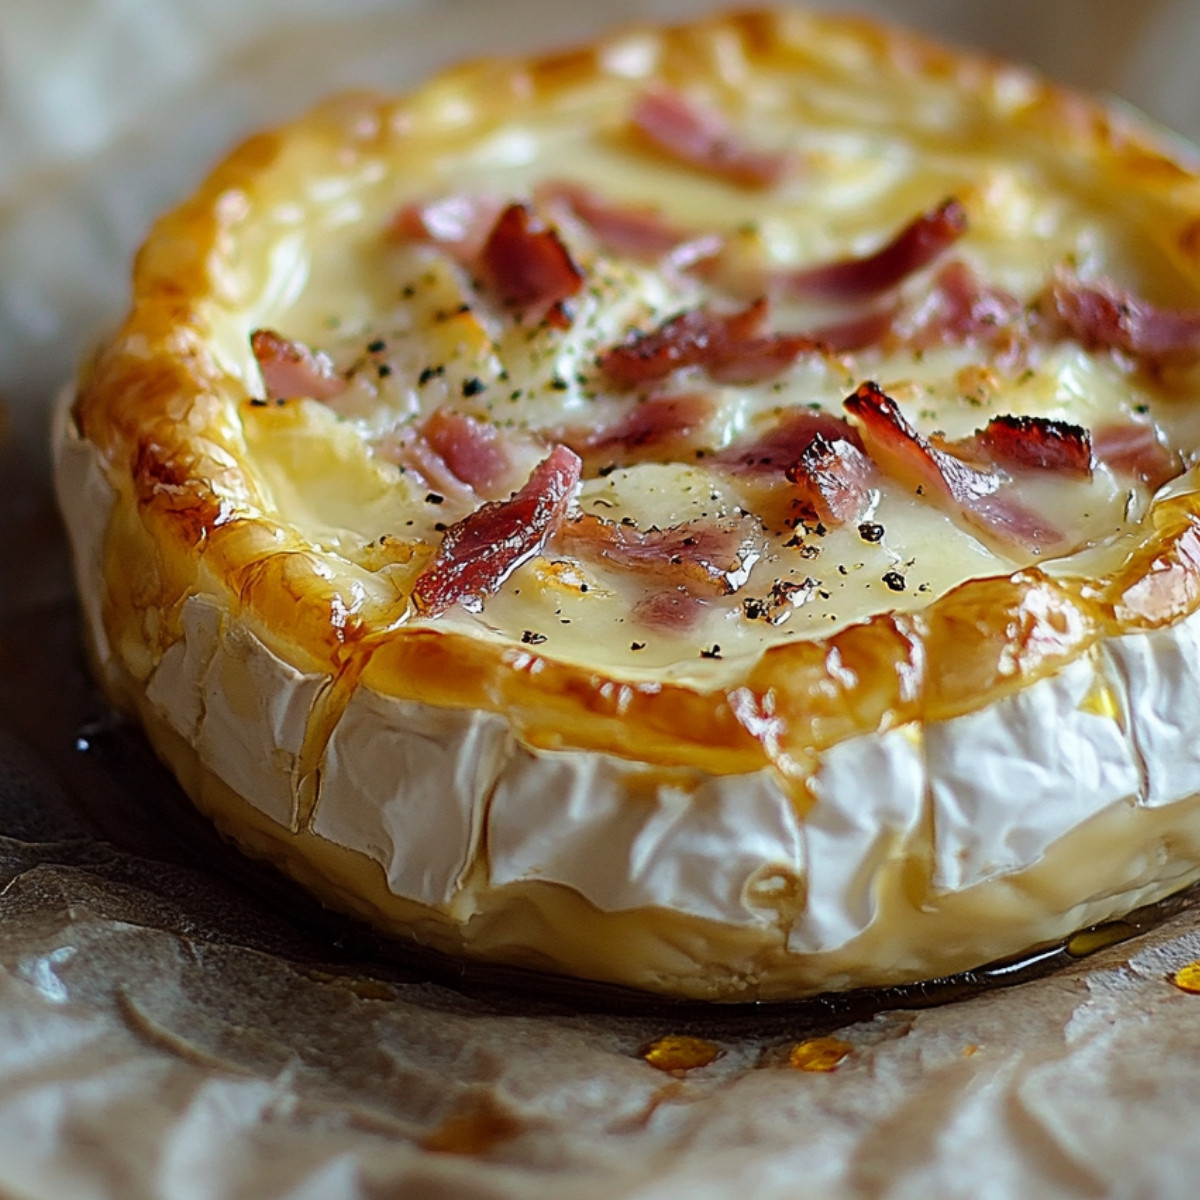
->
[598,300,816,388]
[1093,420,1183,490]
[412,445,581,616]
[535,180,722,268]
[378,428,479,511]
[844,381,1066,555]
[784,198,968,302]
[899,260,1023,350]
[560,511,762,596]
[630,86,791,190]
[633,587,711,633]
[556,392,715,469]
[394,198,584,327]
[938,415,1093,477]
[786,433,876,526]
[422,409,511,496]
[600,303,761,387]
[1045,273,1200,366]
[478,203,584,324]
[809,306,899,354]
[388,195,505,263]
[705,333,820,385]
[250,329,346,402]
[712,408,863,477]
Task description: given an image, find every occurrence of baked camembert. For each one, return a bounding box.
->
[55,10,1200,999]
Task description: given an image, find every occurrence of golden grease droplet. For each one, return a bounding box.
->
[421,1096,524,1156]
[642,1035,722,1072]
[303,969,394,1001]
[1067,920,1134,958]
[1171,960,1200,994]
[788,1036,853,1072]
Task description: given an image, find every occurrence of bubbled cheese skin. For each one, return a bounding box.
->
[54,8,1200,1000]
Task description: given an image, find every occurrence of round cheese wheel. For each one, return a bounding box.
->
[55,9,1200,1001]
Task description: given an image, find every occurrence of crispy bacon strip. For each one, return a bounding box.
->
[598,300,816,388]
[630,86,791,190]
[250,329,346,402]
[422,409,512,496]
[938,415,1092,477]
[1093,420,1183,490]
[786,433,876,526]
[1045,273,1200,366]
[560,511,762,596]
[412,445,581,616]
[844,381,1066,555]
[478,203,585,325]
[784,198,968,302]
[555,392,715,470]
[712,408,863,476]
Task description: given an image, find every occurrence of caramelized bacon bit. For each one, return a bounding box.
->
[536,180,721,266]
[555,392,715,470]
[478,203,584,323]
[560,511,762,596]
[1093,420,1183,490]
[939,415,1093,477]
[250,329,346,402]
[713,408,863,476]
[844,381,1066,555]
[786,433,876,525]
[599,300,815,388]
[388,195,505,263]
[1046,273,1200,366]
[422,409,512,496]
[630,86,791,190]
[412,445,581,615]
[785,198,968,302]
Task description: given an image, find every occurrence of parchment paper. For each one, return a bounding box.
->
[5,3,1200,1197]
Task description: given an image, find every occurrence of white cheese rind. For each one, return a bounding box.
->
[786,726,926,955]
[314,691,507,908]
[1103,611,1200,810]
[144,592,327,830]
[485,743,803,925]
[50,393,116,685]
[926,655,1142,893]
